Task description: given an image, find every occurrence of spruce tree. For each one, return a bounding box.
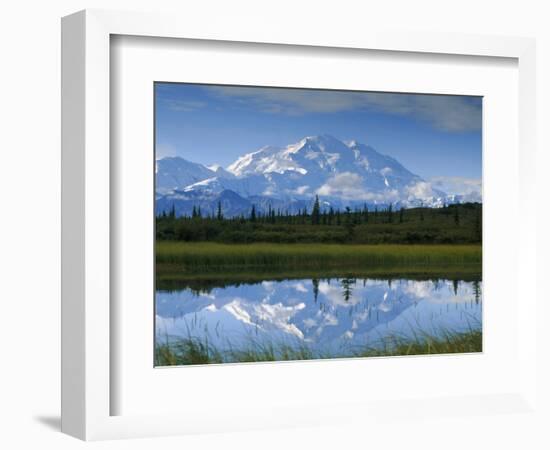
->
[311,195,321,225]
[340,278,354,302]
[312,278,319,303]
[363,203,369,223]
[356,208,361,224]
[328,207,334,225]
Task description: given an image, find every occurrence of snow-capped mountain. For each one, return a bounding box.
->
[156,135,465,217]
[229,135,409,181]
[156,157,221,195]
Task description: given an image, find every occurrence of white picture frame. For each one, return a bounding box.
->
[61,9,537,441]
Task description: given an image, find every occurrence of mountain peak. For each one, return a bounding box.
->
[226,134,415,180]
[303,134,340,144]
[156,156,217,194]
[155,136,459,218]
[293,134,348,151]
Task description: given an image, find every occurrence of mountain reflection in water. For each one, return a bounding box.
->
[156,276,482,357]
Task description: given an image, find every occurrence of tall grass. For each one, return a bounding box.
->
[155,329,482,366]
[353,329,482,358]
[156,242,482,273]
[155,334,317,366]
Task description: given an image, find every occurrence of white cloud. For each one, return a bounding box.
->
[292,282,309,293]
[207,86,361,115]
[318,281,363,307]
[294,185,310,195]
[316,172,399,202]
[205,86,481,132]
[429,176,482,201]
[405,181,436,199]
[403,281,434,299]
[403,280,478,305]
[261,281,275,291]
[361,93,481,132]
[316,173,365,199]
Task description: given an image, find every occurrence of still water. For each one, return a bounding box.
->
[155,276,482,358]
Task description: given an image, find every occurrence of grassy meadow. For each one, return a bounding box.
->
[156,241,482,273]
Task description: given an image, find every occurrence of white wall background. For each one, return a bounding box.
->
[0,1,548,449]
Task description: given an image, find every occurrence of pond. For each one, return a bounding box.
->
[155,274,482,364]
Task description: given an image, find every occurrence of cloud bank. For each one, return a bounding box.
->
[316,172,400,202]
[429,176,482,201]
[206,86,482,132]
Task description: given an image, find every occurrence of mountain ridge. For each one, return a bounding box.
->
[155,135,479,217]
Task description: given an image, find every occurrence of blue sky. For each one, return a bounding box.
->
[155,83,482,181]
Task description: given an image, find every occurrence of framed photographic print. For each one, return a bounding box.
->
[153,83,483,367]
[62,9,538,441]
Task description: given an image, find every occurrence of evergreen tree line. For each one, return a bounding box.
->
[161,195,417,226]
[157,197,482,245]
